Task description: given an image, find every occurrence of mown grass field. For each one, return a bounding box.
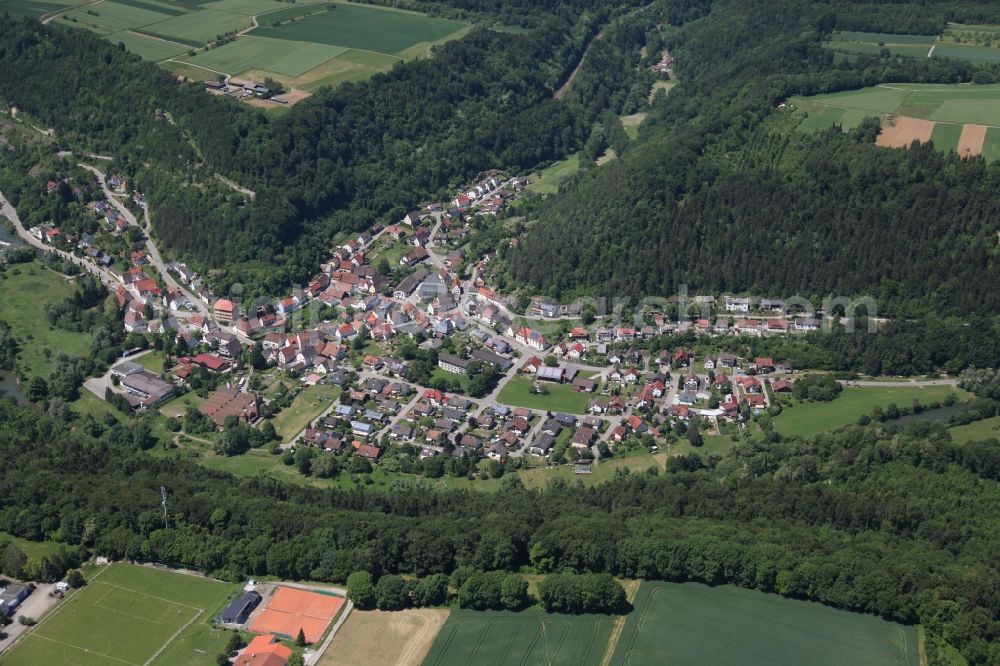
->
[527,154,582,195]
[0,563,238,666]
[270,382,341,442]
[609,582,919,666]
[0,261,93,379]
[423,608,619,666]
[949,415,1000,443]
[497,376,592,414]
[773,385,968,438]
[822,27,1000,63]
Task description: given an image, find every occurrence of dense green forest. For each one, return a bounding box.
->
[0,396,997,663]
[508,0,1000,317]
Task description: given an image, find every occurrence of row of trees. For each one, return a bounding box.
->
[0,395,996,662]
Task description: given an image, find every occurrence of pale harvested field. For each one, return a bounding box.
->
[876,115,935,147]
[319,609,450,666]
[957,123,987,156]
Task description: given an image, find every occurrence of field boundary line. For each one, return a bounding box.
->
[28,633,141,666]
[0,563,114,656]
[94,580,205,612]
[142,607,204,666]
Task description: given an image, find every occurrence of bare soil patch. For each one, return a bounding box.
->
[876,115,935,148]
[957,123,987,156]
[318,608,450,666]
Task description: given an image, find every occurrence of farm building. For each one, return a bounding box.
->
[199,388,261,427]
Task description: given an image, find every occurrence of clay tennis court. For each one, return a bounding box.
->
[875,115,935,148]
[957,123,987,157]
[249,587,344,643]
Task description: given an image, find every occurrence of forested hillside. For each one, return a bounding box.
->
[508,0,1000,317]
[0,0,691,296]
[0,397,997,663]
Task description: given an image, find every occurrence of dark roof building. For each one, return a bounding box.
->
[219,591,261,625]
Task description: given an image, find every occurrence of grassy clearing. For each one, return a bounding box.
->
[0,261,93,379]
[270,382,341,442]
[1,563,237,666]
[0,532,64,561]
[774,385,969,438]
[526,153,581,195]
[134,350,167,373]
[519,450,667,489]
[250,2,466,54]
[321,608,450,666]
[948,415,1000,443]
[71,390,126,423]
[424,608,618,666]
[610,582,919,666]
[497,376,592,414]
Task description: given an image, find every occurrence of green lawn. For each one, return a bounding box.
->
[0,262,94,379]
[949,415,1000,443]
[610,582,919,666]
[527,153,581,195]
[0,532,65,561]
[135,350,167,373]
[424,608,618,666]
[0,563,238,666]
[71,390,126,423]
[270,382,341,442]
[430,367,471,393]
[497,376,592,414]
[519,450,668,489]
[250,2,466,55]
[774,385,969,438]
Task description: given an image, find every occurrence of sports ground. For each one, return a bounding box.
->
[422,608,619,666]
[0,563,238,666]
[792,82,1000,159]
[608,582,920,666]
[249,586,345,643]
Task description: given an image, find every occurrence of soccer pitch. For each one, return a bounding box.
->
[0,563,238,666]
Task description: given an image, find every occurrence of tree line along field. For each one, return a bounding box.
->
[791,82,1000,159]
[608,582,919,666]
[824,24,1000,63]
[12,0,468,95]
[0,563,239,666]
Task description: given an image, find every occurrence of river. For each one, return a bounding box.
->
[0,371,27,404]
[0,221,25,247]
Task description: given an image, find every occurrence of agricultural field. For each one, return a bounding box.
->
[34,0,467,99]
[609,582,919,666]
[823,26,1000,63]
[496,376,593,414]
[422,608,619,666]
[527,154,582,195]
[0,261,94,379]
[773,385,968,438]
[250,3,465,54]
[790,82,1000,159]
[321,608,450,666]
[0,563,238,666]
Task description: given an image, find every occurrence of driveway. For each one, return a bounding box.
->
[0,583,59,654]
